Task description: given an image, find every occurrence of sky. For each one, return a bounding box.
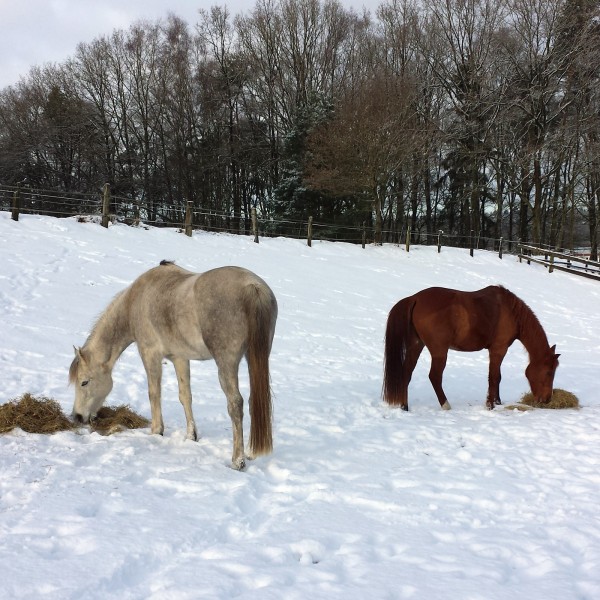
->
[0,0,381,90]
[1,210,599,598]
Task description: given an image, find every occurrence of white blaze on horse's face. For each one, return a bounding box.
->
[71,347,113,423]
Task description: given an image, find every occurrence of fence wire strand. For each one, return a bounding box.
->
[0,183,588,259]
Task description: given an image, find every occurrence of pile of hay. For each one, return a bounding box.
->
[90,405,150,436]
[0,393,76,434]
[506,388,580,411]
[0,393,149,435]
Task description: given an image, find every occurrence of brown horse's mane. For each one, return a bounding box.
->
[497,286,549,356]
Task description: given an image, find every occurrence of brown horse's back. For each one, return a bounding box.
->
[411,286,507,353]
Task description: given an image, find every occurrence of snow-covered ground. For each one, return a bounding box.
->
[1,212,599,600]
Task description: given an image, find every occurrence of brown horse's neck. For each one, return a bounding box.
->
[504,288,550,360]
[86,290,134,367]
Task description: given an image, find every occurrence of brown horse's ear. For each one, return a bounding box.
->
[550,344,556,352]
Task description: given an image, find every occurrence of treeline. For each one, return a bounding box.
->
[0,0,599,256]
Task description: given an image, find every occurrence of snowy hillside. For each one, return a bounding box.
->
[1,212,599,599]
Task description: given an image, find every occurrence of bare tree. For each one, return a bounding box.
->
[423,0,507,239]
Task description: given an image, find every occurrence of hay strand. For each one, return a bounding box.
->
[0,394,149,435]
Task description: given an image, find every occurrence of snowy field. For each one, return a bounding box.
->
[1,212,599,600]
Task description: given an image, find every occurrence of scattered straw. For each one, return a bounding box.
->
[518,388,580,410]
[0,393,76,434]
[504,403,535,412]
[0,393,149,436]
[90,405,150,436]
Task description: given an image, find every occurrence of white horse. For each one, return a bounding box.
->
[69,261,277,470]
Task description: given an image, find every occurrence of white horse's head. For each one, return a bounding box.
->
[69,346,113,423]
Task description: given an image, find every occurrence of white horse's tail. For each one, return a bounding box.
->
[243,283,276,456]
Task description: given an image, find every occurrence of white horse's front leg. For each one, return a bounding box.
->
[140,351,164,435]
[172,357,197,441]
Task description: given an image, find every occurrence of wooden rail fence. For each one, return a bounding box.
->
[519,244,600,282]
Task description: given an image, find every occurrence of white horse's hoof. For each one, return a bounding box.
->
[441,401,451,410]
[231,457,246,471]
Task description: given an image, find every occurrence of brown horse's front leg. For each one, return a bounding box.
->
[429,354,451,410]
[487,350,506,410]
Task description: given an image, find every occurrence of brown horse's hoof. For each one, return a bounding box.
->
[401,405,409,412]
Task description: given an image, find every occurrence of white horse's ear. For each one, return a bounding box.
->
[73,346,84,361]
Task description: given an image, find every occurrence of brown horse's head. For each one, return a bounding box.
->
[525,345,560,403]
[69,346,113,423]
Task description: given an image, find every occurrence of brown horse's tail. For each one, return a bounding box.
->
[383,297,416,407]
[243,283,277,457]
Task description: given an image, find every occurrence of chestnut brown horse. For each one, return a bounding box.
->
[383,285,559,411]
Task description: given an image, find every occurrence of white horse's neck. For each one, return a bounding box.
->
[85,290,134,368]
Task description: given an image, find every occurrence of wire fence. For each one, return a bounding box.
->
[1,182,593,264]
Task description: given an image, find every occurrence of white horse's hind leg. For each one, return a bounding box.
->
[217,363,245,470]
[172,357,197,441]
[140,350,164,436]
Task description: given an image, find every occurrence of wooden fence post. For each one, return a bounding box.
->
[405,226,411,252]
[101,183,110,228]
[307,216,313,247]
[437,230,443,253]
[549,253,554,273]
[469,230,474,257]
[518,240,523,263]
[251,207,259,243]
[362,221,366,249]
[184,200,193,237]
[11,184,20,221]
[498,237,503,259]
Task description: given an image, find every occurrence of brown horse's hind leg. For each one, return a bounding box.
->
[401,338,425,411]
[172,357,198,440]
[429,353,452,410]
[217,363,246,470]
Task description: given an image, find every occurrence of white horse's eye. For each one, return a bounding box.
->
[81,380,89,387]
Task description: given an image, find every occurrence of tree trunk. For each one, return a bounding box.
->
[532,154,543,245]
[374,184,383,246]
